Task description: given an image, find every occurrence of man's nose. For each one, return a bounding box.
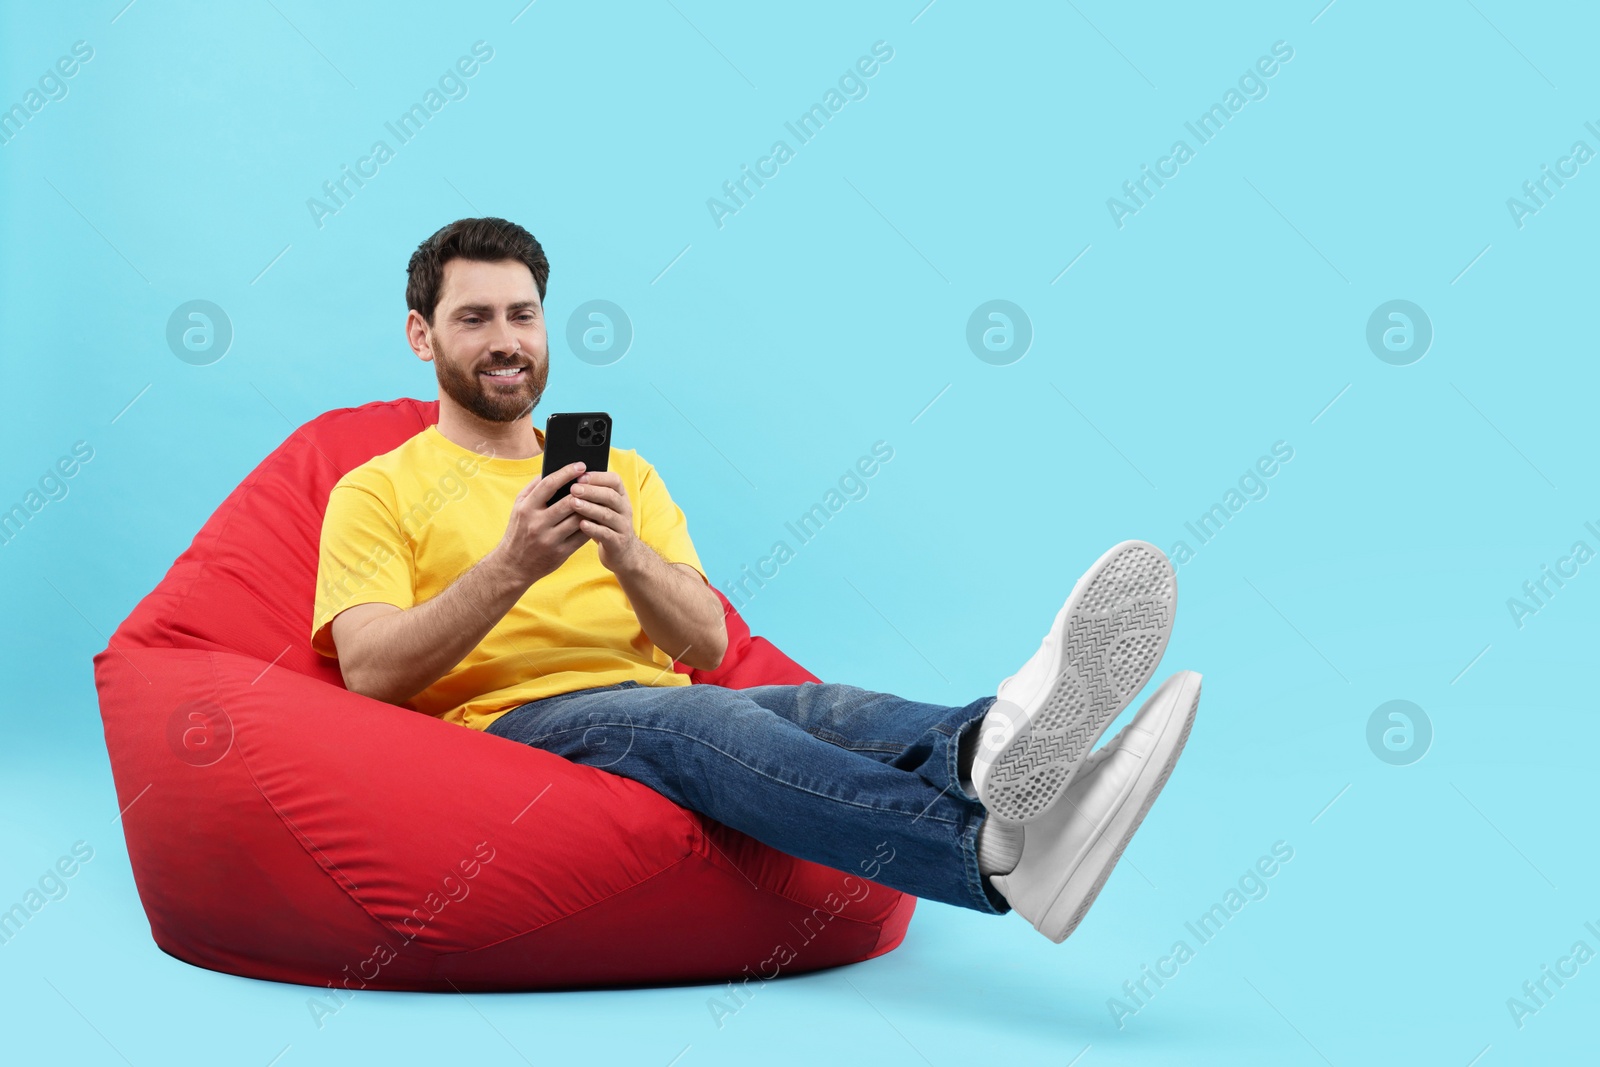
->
[489,318,521,356]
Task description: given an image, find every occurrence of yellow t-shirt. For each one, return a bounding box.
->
[310,423,707,731]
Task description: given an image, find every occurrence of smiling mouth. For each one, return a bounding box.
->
[481,366,527,383]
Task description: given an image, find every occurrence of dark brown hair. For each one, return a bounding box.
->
[405,217,550,324]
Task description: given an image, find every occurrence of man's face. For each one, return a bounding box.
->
[424,258,549,423]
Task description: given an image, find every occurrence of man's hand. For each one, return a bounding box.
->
[570,469,728,670]
[495,461,592,586]
[568,470,647,574]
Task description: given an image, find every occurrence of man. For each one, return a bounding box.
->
[311,217,1201,942]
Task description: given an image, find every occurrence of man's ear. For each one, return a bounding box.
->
[405,308,435,361]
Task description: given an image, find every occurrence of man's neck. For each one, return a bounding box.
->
[435,401,543,461]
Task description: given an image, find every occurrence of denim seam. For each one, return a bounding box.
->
[961,815,1006,914]
[522,723,964,827]
[947,698,995,804]
[487,681,645,735]
[810,729,905,754]
[948,697,1005,913]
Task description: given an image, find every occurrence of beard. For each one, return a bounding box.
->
[433,335,549,424]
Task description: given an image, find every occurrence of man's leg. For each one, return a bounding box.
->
[484,680,1009,914]
[727,680,985,775]
[487,540,1199,943]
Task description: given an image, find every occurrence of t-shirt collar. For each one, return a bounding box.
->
[423,423,546,476]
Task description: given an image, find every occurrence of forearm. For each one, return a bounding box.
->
[614,548,727,671]
[347,547,530,705]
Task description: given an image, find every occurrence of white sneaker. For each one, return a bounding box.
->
[989,671,1200,943]
[971,540,1176,823]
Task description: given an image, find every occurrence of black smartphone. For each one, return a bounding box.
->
[541,411,612,503]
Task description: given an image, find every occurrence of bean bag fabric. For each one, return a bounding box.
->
[91,397,915,991]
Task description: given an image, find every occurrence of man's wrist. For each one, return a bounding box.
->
[608,536,655,581]
[483,544,539,594]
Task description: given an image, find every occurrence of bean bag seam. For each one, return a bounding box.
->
[693,839,898,951]
[211,641,713,959]
[429,851,700,961]
[210,651,410,941]
[697,819,899,925]
[428,848,887,971]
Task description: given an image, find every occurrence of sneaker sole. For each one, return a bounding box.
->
[976,540,1177,824]
[1038,673,1200,943]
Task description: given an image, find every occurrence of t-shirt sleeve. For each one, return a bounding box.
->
[310,481,416,658]
[635,458,708,586]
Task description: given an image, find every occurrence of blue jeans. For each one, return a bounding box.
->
[484,680,1009,914]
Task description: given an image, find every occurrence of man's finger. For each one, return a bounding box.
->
[572,497,627,535]
[548,510,584,537]
[521,492,578,529]
[526,462,586,507]
[515,466,563,502]
[577,471,624,490]
[571,482,627,514]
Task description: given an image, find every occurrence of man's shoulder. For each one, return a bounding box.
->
[330,429,434,499]
[609,444,652,476]
[610,446,675,496]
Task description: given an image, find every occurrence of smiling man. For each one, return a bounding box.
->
[310,217,1204,943]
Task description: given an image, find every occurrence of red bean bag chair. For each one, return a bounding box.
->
[91,396,915,991]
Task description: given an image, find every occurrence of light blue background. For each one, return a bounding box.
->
[3,1,1596,1064]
